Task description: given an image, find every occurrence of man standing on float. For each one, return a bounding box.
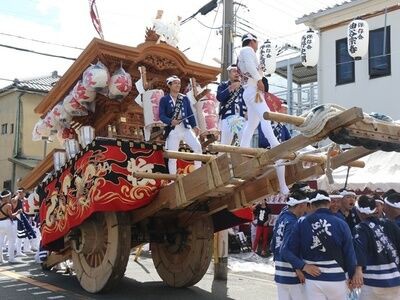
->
[216,64,247,145]
[159,75,202,174]
[237,33,289,194]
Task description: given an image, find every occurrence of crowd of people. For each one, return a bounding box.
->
[270,185,400,300]
[0,189,41,264]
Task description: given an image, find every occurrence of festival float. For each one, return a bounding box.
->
[20,14,400,294]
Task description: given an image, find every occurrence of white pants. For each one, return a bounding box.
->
[239,86,289,194]
[166,123,202,174]
[0,219,16,262]
[305,279,347,300]
[360,285,400,300]
[250,222,256,246]
[276,283,306,300]
[220,118,245,145]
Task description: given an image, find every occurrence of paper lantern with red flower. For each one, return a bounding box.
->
[83,61,110,92]
[72,80,96,103]
[108,67,132,100]
[32,119,51,141]
[63,94,89,117]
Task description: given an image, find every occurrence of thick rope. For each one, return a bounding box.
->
[295,104,346,137]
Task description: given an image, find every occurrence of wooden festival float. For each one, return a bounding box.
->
[19,26,400,293]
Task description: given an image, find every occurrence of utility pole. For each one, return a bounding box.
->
[221,0,234,81]
[214,0,234,281]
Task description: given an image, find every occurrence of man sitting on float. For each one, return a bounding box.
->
[159,75,202,174]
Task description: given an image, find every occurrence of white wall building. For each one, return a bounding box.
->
[296,0,400,120]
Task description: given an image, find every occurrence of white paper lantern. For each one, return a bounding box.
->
[259,39,276,75]
[108,67,132,100]
[65,139,80,159]
[301,29,319,67]
[63,94,88,117]
[32,119,50,141]
[72,80,96,103]
[347,18,369,60]
[83,61,110,91]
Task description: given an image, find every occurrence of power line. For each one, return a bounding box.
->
[0,43,77,61]
[201,3,221,62]
[193,15,222,30]
[0,32,84,50]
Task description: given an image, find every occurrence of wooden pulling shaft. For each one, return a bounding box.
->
[209,144,365,168]
[284,153,365,168]
[208,144,265,156]
[263,111,305,126]
[164,150,214,162]
[131,172,178,180]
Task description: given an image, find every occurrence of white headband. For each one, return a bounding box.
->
[309,193,331,203]
[329,194,343,199]
[355,202,377,215]
[166,75,180,85]
[227,65,237,71]
[374,199,384,204]
[242,33,257,42]
[287,197,309,207]
[384,198,400,209]
[0,192,11,199]
[340,190,356,197]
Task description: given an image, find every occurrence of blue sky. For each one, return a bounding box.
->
[0,0,60,29]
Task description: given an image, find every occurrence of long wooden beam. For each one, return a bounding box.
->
[263,111,304,126]
[164,150,214,162]
[208,144,365,168]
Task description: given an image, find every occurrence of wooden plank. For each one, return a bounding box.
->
[42,249,72,269]
[343,126,400,144]
[330,147,374,169]
[164,150,214,162]
[208,144,265,156]
[266,107,364,160]
[263,111,304,126]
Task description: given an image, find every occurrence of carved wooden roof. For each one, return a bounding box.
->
[35,38,221,116]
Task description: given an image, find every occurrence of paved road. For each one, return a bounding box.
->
[0,252,277,300]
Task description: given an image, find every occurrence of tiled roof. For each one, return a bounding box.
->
[296,0,362,25]
[0,71,60,94]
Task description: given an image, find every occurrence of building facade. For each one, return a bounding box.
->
[296,0,400,120]
[0,72,60,191]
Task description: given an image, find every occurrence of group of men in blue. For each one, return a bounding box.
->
[271,186,400,300]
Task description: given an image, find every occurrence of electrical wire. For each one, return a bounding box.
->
[0,43,77,61]
[201,4,221,62]
[0,32,84,50]
[193,16,222,30]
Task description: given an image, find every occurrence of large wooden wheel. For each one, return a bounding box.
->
[151,216,214,287]
[71,212,131,293]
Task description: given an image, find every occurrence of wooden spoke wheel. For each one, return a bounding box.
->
[151,216,214,287]
[71,212,131,293]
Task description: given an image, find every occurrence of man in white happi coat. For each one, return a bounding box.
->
[237,33,289,194]
[159,75,202,174]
